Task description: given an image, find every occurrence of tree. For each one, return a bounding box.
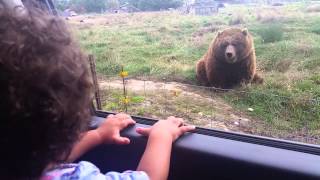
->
[53,0,69,10]
[106,0,120,9]
[56,0,183,12]
[69,0,107,12]
[120,0,183,11]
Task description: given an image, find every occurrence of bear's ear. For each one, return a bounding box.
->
[217,31,222,37]
[242,28,248,36]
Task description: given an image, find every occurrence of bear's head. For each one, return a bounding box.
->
[213,28,253,64]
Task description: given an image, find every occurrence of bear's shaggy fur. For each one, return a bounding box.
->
[196,28,263,89]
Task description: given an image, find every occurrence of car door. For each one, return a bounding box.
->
[78,111,320,180]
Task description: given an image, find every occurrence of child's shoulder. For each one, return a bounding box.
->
[41,161,149,180]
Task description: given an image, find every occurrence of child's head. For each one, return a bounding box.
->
[0,5,93,179]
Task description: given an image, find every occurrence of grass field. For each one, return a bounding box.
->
[69,2,320,143]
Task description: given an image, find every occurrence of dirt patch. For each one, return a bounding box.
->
[99,78,260,134]
[97,77,319,144]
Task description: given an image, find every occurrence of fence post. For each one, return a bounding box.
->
[88,54,102,110]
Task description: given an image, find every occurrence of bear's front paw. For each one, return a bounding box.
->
[252,74,264,84]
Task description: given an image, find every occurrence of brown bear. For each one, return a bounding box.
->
[196,28,263,89]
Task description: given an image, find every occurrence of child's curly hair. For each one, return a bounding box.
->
[0,4,93,179]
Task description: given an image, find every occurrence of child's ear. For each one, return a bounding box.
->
[242,28,248,36]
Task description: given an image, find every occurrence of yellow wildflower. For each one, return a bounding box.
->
[122,97,130,104]
[119,71,128,78]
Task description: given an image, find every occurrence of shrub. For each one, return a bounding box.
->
[311,23,320,35]
[68,0,107,13]
[229,14,245,25]
[256,23,283,43]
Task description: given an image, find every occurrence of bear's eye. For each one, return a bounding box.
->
[221,42,228,48]
[233,43,245,48]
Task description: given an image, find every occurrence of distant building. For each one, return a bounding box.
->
[62,8,77,17]
[110,3,140,13]
[190,0,219,16]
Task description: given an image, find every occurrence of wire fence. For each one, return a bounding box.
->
[92,74,320,145]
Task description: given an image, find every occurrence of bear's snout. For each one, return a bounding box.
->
[225,45,237,63]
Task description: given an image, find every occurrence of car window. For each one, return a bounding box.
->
[55,0,320,145]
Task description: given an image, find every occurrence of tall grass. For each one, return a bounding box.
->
[256,23,284,43]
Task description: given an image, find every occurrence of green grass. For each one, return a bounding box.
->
[224,83,320,131]
[255,23,284,43]
[72,3,320,140]
[74,13,218,79]
[310,22,320,34]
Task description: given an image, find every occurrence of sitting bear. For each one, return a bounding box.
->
[196,28,263,89]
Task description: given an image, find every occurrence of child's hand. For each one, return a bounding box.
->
[96,113,136,145]
[67,113,135,162]
[136,117,195,179]
[136,116,195,142]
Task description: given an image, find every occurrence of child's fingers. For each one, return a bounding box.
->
[167,116,184,126]
[121,118,136,128]
[115,113,134,121]
[107,114,114,119]
[179,125,196,134]
[113,136,130,145]
[128,118,136,124]
[136,127,151,136]
[116,113,131,119]
[177,118,184,126]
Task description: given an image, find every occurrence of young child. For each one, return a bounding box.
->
[0,3,195,180]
